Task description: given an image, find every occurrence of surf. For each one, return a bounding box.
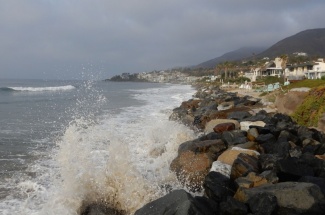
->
[0,85,76,92]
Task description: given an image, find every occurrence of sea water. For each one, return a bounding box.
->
[0,79,196,214]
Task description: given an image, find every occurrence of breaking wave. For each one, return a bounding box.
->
[0,85,76,92]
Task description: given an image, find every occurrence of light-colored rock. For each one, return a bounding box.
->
[240,121,266,131]
[217,101,234,111]
[205,119,240,133]
[209,161,232,178]
[217,148,259,166]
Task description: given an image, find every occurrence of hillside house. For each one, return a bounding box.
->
[307,58,325,79]
[285,58,325,80]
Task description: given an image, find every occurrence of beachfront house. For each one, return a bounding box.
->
[246,57,284,81]
[285,58,325,80]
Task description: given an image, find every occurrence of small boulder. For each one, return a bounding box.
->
[204,119,240,133]
[213,122,236,133]
[222,130,248,146]
[170,151,213,191]
[240,121,266,131]
[217,148,259,166]
[203,172,236,202]
[230,153,260,180]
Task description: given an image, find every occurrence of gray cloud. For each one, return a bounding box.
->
[1,0,325,79]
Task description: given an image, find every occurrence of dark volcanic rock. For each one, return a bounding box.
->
[221,130,247,146]
[235,182,325,215]
[203,171,236,202]
[276,157,314,182]
[259,154,282,171]
[219,196,248,215]
[80,203,125,215]
[299,176,325,196]
[247,193,278,215]
[227,111,252,121]
[134,189,215,215]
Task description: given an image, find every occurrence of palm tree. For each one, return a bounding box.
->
[280,54,288,82]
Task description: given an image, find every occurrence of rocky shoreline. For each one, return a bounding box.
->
[135,85,325,215]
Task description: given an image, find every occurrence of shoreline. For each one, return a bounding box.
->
[134,84,325,215]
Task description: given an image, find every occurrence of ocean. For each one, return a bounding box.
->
[0,79,197,214]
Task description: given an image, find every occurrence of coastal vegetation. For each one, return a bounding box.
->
[292,86,325,127]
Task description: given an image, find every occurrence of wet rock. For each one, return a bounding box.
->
[134,189,215,215]
[177,139,226,160]
[227,111,252,121]
[170,151,213,191]
[247,193,278,215]
[219,196,248,215]
[199,132,222,141]
[217,148,259,166]
[213,122,236,133]
[80,203,125,215]
[203,172,236,202]
[234,182,325,215]
[230,153,260,180]
[222,130,247,146]
[204,119,240,133]
[210,161,232,177]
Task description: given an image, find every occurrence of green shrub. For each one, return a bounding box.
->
[291,86,325,127]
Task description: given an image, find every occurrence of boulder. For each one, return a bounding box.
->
[217,148,259,166]
[80,203,125,215]
[177,139,227,160]
[204,119,240,133]
[134,189,216,215]
[247,193,278,215]
[210,161,232,178]
[276,157,314,182]
[235,172,270,189]
[219,196,248,215]
[221,130,247,146]
[234,182,325,215]
[247,127,259,141]
[213,122,236,133]
[299,176,325,196]
[240,121,266,131]
[230,153,260,180]
[203,172,236,202]
[217,101,234,111]
[170,151,213,191]
[227,111,252,121]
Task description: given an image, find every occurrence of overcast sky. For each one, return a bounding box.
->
[1,0,325,80]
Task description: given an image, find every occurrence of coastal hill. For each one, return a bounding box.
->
[257,28,325,58]
[193,47,266,69]
[193,28,325,68]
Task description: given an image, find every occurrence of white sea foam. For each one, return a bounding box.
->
[0,84,197,215]
[8,85,76,92]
